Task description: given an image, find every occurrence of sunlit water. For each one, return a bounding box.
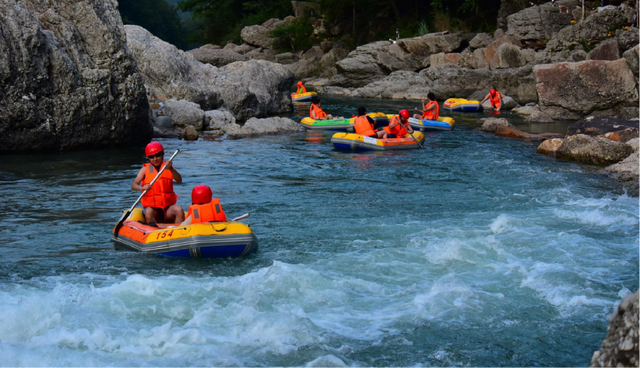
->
[0,97,637,367]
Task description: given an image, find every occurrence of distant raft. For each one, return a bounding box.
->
[300,112,393,131]
[442,98,482,112]
[408,116,456,131]
[331,131,425,152]
[111,208,258,259]
[291,91,318,102]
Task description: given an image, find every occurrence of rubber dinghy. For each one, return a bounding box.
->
[300,112,392,131]
[408,116,456,131]
[443,98,482,112]
[291,91,317,102]
[331,131,425,152]
[111,208,258,259]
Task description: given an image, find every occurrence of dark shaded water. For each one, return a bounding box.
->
[0,97,637,366]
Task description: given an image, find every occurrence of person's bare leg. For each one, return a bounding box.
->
[165,205,185,224]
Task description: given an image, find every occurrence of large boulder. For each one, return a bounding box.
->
[567,116,640,136]
[163,99,205,129]
[480,117,513,133]
[240,25,274,49]
[623,45,639,78]
[556,134,634,165]
[124,25,293,121]
[332,32,470,88]
[546,5,636,52]
[599,151,639,195]
[188,45,246,67]
[0,0,151,152]
[348,64,539,103]
[227,117,304,139]
[590,291,639,366]
[534,59,638,119]
[506,0,577,47]
[587,39,621,61]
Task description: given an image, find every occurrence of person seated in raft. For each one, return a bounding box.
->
[295,81,307,94]
[384,109,414,138]
[480,88,504,112]
[186,185,227,224]
[354,106,387,139]
[413,93,439,120]
[131,142,185,227]
[310,97,343,120]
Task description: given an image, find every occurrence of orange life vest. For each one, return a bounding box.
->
[310,103,327,119]
[296,86,307,94]
[140,163,177,209]
[422,100,439,120]
[384,116,408,137]
[354,115,376,137]
[187,199,226,224]
[489,92,503,109]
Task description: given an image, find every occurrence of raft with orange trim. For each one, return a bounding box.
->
[111,208,258,259]
[300,112,393,131]
[442,98,482,112]
[291,91,318,102]
[331,131,425,152]
[408,116,456,131]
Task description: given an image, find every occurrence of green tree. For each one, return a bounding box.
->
[119,0,187,49]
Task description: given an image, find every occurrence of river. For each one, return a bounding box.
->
[0,97,637,366]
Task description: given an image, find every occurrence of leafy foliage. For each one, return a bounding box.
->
[270,18,315,53]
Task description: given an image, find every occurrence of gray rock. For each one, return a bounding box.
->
[240,25,274,49]
[627,137,640,152]
[188,45,246,66]
[469,33,494,49]
[430,53,461,67]
[570,49,588,62]
[623,45,639,78]
[480,118,513,133]
[506,0,577,47]
[534,59,638,118]
[616,27,639,52]
[154,115,173,128]
[525,109,554,123]
[0,0,151,152]
[125,25,293,121]
[590,290,639,364]
[536,138,564,156]
[556,134,634,165]
[546,6,635,52]
[204,109,238,131]
[567,116,640,136]
[163,100,205,129]
[587,39,621,61]
[227,117,304,139]
[513,105,540,115]
[491,42,527,69]
[182,125,199,141]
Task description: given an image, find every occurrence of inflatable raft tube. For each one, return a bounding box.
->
[111,208,258,259]
[331,131,425,152]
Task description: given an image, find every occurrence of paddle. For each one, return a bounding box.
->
[113,149,180,236]
[398,118,424,149]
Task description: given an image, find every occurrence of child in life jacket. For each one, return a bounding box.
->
[296,81,307,94]
[187,185,227,224]
[414,93,439,120]
[310,97,343,120]
[132,142,184,226]
[480,88,504,112]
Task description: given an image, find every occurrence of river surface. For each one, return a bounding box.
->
[0,97,638,367]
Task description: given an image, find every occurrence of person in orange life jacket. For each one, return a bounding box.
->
[131,142,184,226]
[310,97,343,120]
[480,88,504,111]
[296,81,307,94]
[187,185,227,223]
[384,109,414,138]
[413,93,439,120]
[354,106,387,139]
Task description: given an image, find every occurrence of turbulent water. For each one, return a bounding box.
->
[0,97,637,367]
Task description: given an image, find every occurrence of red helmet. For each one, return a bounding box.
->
[490,88,496,96]
[192,185,213,204]
[145,142,164,157]
[297,81,303,85]
[399,109,410,119]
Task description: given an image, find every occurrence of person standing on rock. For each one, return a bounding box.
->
[414,93,440,120]
[131,142,184,227]
[481,89,504,112]
[310,97,342,120]
[296,81,307,94]
[354,107,387,139]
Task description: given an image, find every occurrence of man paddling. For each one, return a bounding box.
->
[131,142,184,227]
